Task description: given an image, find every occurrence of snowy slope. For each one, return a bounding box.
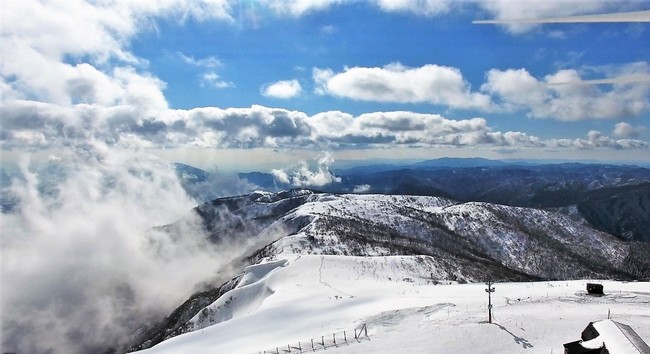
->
[253,192,635,280]
[132,190,649,351]
[139,254,650,354]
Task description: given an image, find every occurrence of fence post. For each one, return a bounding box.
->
[333,333,337,346]
[299,341,302,353]
[276,348,279,354]
[364,324,368,337]
[287,344,290,353]
[321,336,324,347]
[344,330,347,343]
[311,338,314,351]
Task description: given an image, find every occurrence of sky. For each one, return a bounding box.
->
[2,1,650,171]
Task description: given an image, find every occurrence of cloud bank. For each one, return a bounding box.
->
[1,145,236,353]
[2,100,647,152]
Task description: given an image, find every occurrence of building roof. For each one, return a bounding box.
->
[580,320,650,354]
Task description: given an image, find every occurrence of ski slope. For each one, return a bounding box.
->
[139,254,650,354]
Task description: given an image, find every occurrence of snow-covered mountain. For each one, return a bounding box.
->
[136,260,650,354]
[129,190,650,352]
[236,161,650,243]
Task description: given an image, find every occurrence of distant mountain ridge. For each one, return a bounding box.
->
[231,159,650,243]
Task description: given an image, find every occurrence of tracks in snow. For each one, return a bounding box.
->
[319,256,354,298]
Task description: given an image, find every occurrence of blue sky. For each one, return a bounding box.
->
[2,0,650,171]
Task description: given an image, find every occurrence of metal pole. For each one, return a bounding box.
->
[485,278,495,324]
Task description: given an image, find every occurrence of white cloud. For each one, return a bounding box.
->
[264,0,345,16]
[613,122,644,138]
[320,24,338,34]
[201,71,234,89]
[353,184,371,193]
[266,0,453,17]
[1,0,231,109]
[482,66,650,121]
[375,0,451,16]
[3,101,647,153]
[178,53,231,89]
[260,1,645,35]
[473,0,628,34]
[271,152,341,186]
[178,53,223,68]
[1,146,234,353]
[261,79,303,99]
[549,130,649,150]
[313,63,491,110]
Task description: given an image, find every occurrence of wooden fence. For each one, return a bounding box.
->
[256,324,369,354]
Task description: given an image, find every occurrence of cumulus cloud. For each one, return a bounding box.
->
[313,63,491,109]
[3,100,648,152]
[309,110,543,147]
[261,79,303,99]
[612,122,644,138]
[1,0,232,109]
[482,66,650,121]
[271,152,341,187]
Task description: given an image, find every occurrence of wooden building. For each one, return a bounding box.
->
[586,283,604,295]
[564,319,650,354]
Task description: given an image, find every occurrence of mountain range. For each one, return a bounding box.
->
[129,186,650,351]
[176,159,650,243]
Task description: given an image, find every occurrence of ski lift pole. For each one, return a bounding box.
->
[485,278,495,324]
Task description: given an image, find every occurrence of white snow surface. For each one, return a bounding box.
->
[140,254,650,354]
[580,319,644,354]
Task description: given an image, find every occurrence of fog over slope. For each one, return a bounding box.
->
[0,144,251,354]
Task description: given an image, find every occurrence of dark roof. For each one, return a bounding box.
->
[613,321,650,354]
[564,320,650,354]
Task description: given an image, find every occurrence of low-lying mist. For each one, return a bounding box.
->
[0,144,245,353]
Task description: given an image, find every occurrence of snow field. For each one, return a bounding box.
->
[141,255,650,354]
